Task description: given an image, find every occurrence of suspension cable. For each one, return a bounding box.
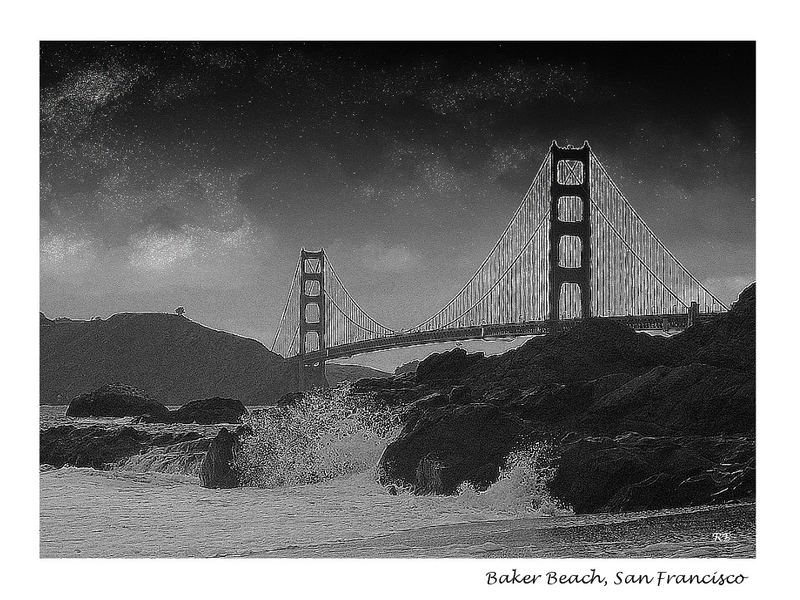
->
[412,151,551,330]
[270,256,302,352]
[591,153,727,307]
[435,209,551,329]
[589,196,688,308]
[325,254,396,334]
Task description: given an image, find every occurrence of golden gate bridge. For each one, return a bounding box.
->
[271,142,727,384]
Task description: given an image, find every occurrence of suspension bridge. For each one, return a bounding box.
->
[271,141,727,385]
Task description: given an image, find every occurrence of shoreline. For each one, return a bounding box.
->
[241,503,755,559]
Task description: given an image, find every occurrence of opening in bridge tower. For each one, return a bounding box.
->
[549,141,592,321]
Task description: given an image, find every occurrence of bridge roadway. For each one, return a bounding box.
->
[296,312,721,365]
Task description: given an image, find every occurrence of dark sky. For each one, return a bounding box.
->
[40,42,755,368]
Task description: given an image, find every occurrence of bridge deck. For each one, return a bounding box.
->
[295,312,722,364]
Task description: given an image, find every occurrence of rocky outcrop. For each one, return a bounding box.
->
[373,285,756,511]
[415,348,487,384]
[378,402,528,494]
[356,319,669,409]
[40,425,203,469]
[65,384,171,420]
[378,363,755,509]
[199,427,241,489]
[548,433,754,513]
[171,397,247,424]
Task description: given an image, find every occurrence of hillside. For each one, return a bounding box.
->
[40,312,388,405]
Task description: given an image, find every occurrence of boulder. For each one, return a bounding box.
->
[378,402,529,494]
[415,348,485,383]
[199,427,241,489]
[170,397,247,424]
[66,383,170,420]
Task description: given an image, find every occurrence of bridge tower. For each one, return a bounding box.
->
[548,141,592,322]
[299,249,327,389]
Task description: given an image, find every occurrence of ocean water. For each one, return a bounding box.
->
[39,404,755,558]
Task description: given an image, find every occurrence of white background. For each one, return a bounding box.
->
[1,1,797,598]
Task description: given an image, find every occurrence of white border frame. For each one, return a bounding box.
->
[4,1,798,598]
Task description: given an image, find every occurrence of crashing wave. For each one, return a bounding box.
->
[235,384,401,488]
[455,444,571,515]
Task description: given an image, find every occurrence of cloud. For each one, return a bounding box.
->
[40,231,98,276]
[356,241,421,274]
[128,220,260,273]
[128,228,196,272]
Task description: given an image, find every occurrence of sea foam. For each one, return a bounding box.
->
[235,384,401,488]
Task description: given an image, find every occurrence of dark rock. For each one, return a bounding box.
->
[581,363,754,436]
[39,425,202,469]
[549,433,754,513]
[369,285,756,511]
[171,397,247,424]
[403,392,449,427]
[66,383,171,420]
[378,402,529,494]
[199,427,241,489]
[484,388,517,406]
[470,462,500,491]
[448,385,472,404]
[415,348,485,383]
[591,372,637,398]
[410,392,449,411]
[666,282,755,372]
[484,319,667,391]
[508,381,594,423]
